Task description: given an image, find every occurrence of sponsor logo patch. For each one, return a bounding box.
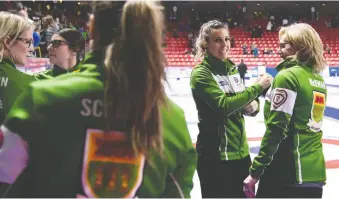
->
[307,91,326,132]
[219,81,227,86]
[233,76,239,83]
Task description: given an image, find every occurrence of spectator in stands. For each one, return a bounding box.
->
[230,36,235,48]
[282,18,288,26]
[251,42,256,54]
[251,25,257,38]
[33,23,41,48]
[185,35,195,55]
[40,15,59,57]
[32,22,41,57]
[238,59,248,84]
[242,43,248,54]
[34,29,85,80]
[264,48,273,55]
[263,48,269,54]
[251,25,262,38]
[266,20,273,32]
[244,23,327,199]
[325,44,331,54]
[325,20,332,28]
[191,19,272,198]
[14,2,34,24]
[173,28,179,38]
[253,45,259,58]
[0,1,196,197]
[257,25,263,37]
[0,12,35,123]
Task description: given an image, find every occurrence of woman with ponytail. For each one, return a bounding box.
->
[0,1,196,198]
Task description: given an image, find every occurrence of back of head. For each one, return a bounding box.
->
[195,20,228,61]
[0,11,33,61]
[279,23,326,73]
[104,0,166,155]
[91,1,122,49]
[57,29,86,62]
[42,15,54,29]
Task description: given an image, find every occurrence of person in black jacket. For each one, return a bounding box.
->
[238,59,248,85]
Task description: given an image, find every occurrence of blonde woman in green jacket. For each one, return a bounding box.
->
[0,12,35,124]
[244,23,328,198]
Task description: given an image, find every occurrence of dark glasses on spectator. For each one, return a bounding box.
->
[48,40,69,48]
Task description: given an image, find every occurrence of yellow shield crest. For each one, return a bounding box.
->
[82,129,145,198]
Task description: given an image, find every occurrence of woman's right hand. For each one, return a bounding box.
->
[257,73,272,90]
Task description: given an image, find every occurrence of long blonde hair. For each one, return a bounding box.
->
[0,11,33,61]
[194,20,229,62]
[279,23,327,73]
[104,0,166,155]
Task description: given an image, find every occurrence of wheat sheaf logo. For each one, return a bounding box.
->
[272,89,288,109]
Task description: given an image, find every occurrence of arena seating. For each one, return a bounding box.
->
[165,20,339,67]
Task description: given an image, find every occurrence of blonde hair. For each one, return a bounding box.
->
[104,0,166,156]
[195,20,228,62]
[279,23,327,73]
[0,11,33,61]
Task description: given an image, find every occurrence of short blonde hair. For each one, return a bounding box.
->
[0,11,33,61]
[279,23,327,73]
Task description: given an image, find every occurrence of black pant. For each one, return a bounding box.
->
[240,75,245,85]
[256,180,323,198]
[197,155,251,198]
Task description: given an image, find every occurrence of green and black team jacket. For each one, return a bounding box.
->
[190,54,263,160]
[34,63,81,80]
[0,58,35,123]
[0,50,196,198]
[251,60,327,185]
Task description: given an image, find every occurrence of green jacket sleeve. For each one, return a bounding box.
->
[4,85,42,141]
[250,70,298,179]
[0,71,35,124]
[160,106,196,198]
[190,67,263,116]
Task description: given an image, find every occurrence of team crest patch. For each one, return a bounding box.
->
[307,91,326,132]
[82,129,145,198]
[272,89,288,109]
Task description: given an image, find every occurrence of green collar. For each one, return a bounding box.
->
[203,54,236,71]
[51,63,81,76]
[81,49,106,66]
[1,58,16,69]
[79,49,106,73]
[276,58,299,72]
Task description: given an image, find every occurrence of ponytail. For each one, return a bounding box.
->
[104,1,166,156]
